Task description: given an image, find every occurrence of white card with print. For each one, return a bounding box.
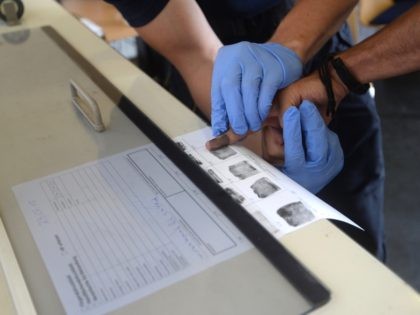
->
[174,127,360,239]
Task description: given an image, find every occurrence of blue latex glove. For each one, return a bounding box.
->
[211,42,302,136]
[280,101,344,194]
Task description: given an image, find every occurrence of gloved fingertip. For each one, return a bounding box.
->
[232,126,248,136]
[211,119,228,136]
[258,111,270,125]
[212,127,226,137]
[283,106,299,121]
[300,100,324,132]
[299,100,317,113]
[250,125,262,132]
[248,117,262,132]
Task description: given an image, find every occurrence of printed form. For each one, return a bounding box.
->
[13,127,357,314]
[13,144,252,315]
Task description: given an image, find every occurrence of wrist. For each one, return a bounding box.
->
[260,42,303,87]
[267,33,306,62]
[263,42,303,63]
[330,56,370,95]
[276,39,306,62]
[317,59,350,118]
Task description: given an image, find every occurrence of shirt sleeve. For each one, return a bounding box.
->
[104,0,170,27]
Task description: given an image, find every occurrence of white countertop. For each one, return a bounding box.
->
[0,1,419,314]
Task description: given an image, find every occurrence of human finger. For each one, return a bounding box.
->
[257,69,280,124]
[205,130,245,151]
[261,125,285,166]
[220,71,248,135]
[242,63,263,131]
[211,51,229,136]
[299,100,328,163]
[282,106,305,168]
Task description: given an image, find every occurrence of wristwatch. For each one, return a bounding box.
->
[331,57,370,95]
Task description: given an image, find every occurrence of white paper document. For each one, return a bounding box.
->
[13,144,252,315]
[174,127,359,238]
[14,127,357,315]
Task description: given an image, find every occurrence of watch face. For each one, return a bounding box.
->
[2,29,30,44]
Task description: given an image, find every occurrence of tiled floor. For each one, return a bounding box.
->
[375,72,420,292]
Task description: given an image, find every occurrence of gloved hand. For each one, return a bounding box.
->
[280,100,344,194]
[211,41,302,137]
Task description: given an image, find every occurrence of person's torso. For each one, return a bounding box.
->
[197,0,289,19]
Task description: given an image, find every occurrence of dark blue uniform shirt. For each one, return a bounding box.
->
[104,0,283,27]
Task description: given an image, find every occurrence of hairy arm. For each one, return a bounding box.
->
[271,0,358,62]
[336,3,420,84]
[275,3,420,123]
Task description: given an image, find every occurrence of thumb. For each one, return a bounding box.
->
[206,130,246,151]
[273,88,303,129]
[264,103,281,128]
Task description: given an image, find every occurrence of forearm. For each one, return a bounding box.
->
[270,0,358,62]
[337,4,420,83]
[134,0,221,117]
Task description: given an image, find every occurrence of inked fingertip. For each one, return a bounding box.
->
[206,134,230,151]
[205,141,212,151]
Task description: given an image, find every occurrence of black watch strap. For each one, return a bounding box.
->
[318,62,336,117]
[331,57,370,94]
